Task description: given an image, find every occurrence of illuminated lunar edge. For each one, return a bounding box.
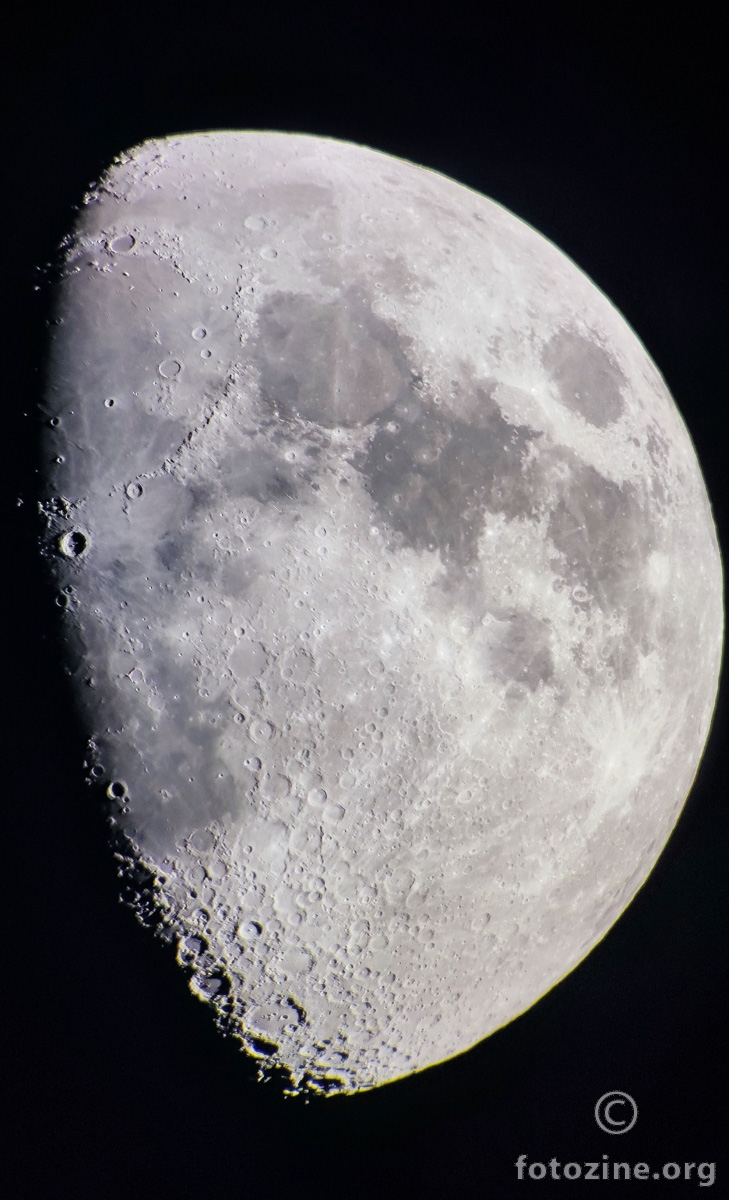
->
[40,132,723,1094]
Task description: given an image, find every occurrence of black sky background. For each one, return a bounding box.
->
[6,5,727,1197]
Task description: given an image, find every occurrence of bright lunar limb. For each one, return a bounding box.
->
[39,132,722,1095]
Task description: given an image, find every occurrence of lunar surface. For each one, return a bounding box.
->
[39,132,723,1095]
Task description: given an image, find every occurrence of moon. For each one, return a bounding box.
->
[39,131,723,1095]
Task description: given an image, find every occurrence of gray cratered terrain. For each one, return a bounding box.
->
[39,131,723,1095]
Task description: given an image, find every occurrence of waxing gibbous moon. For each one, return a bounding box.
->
[39,131,722,1095]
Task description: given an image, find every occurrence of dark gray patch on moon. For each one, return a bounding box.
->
[93,656,248,847]
[644,421,671,471]
[542,328,626,427]
[357,385,540,566]
[218,445,299,505]
[487,612,555,692]
[254,284,412,428]
[244,181,335,223]
[537,448,655,682]
[156,531,213,582]
[545,453,650,614]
